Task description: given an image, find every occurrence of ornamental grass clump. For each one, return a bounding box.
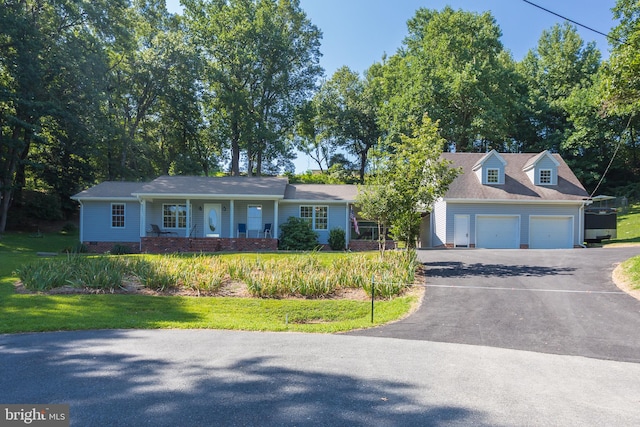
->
[16,256,132,291]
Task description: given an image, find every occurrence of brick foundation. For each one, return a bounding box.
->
[84,241,140,254]
[83,238,394,254]
[141,237,278,253]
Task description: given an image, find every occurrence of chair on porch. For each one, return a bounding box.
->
[150,224,173,237]
[237,223,247,238]
[261,223,272,238]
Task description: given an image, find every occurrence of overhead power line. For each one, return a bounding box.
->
[521,0,623,45]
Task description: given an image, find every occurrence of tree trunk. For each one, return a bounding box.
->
[0,128,25,233]
[230,121,241,176]
[256,145,262,176]
[359,150,367,184]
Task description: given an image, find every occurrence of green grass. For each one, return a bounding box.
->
[0,232,419,334]
[618,256,640,291]
[606,203,640,290]
[607,203,640,245]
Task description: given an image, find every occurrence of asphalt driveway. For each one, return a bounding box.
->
[350,247,640,363]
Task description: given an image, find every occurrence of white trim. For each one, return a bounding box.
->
[133,193,284,200]
[78,201,84,243]
[139,199,146,238]
[280,199,355,204]
[445,198,586,205]
[72,197,137,202]
[486,168,500,184]
[162,203,187,229]
[300,205,329,231]
[274,201,279,239]
[110,203,126,229]
[538,169,553,185]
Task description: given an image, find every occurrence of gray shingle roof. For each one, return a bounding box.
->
[284,184,358,201]
[133,176,290,198]
[442,153,589,201]
[71,181,144,200]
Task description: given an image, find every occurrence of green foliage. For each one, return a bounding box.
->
[1,235,420,332]
[61,223,78,234]
[183,0,322,176]
[22,191,64,221]
[110,244,132,255]
[379,7,521,152]
[328,228,346,251]
[64,243,88,254]
[357,115,458,252]
[278,217,319,251]
[15,256,130,292]
[312,66,382,182]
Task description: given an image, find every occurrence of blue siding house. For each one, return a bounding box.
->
[72,150,590,252]
[426,150,590,249]
[72,176,360,253]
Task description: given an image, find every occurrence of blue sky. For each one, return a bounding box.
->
[165,0,618,172]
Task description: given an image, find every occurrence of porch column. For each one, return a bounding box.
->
[345,202,351,245]
[186,199,191,237]
[273,200,279,239]
[139,199,146,238]
[229,199,235,238]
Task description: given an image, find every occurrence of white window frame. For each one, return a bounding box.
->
[163,204,187,229]
[539,169,552,185]
[111,203,125,228]
[300,205,328,230]
[486,168,500,184]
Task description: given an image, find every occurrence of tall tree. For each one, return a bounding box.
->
[314,66,382,182]
[517,23,601,154]
[0,0,129,232]
[601,0,640,184]
[378,7,522,152]
[183,0,322,176]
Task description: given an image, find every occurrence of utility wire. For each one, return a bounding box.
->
[521,0,624,45]
[589,114,633,199]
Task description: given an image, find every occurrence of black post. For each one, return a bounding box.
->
[371,275,375,323]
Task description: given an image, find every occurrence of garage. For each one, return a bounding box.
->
[529,216,573,249]
[476,215,520,249]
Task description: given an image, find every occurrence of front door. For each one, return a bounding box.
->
[204,203,222,237]
[454,215,470,247]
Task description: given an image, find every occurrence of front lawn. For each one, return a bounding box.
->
[0,232,420,334]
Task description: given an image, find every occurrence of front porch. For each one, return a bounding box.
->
[141,236,278,253]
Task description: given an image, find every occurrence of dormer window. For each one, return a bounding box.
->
[487,168,499,184]
[473,150,506,185]
[539,169,552,185]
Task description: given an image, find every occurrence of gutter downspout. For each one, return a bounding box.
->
[78,201,84,244]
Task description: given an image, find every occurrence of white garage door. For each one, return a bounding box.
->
[476,215,520,249]
[530,216,573,249]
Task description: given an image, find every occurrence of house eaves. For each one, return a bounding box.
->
[444,198,588,205]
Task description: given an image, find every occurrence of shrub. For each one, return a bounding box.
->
[278,217,319,251]
[62,243,88,254]
[110,244,132,255]
[22,191,63,221]
[328,228,346,251]
[61,223,77,233]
